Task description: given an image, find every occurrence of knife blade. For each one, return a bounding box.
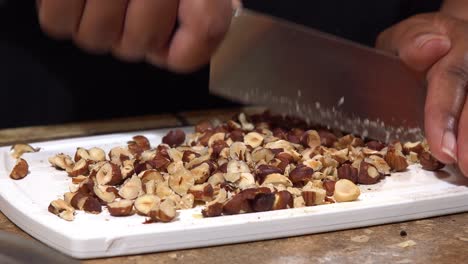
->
[210,8,427,142]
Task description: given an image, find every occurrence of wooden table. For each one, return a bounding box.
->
[1,108,467,264]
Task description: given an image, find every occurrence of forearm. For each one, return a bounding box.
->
[441,0,468,20]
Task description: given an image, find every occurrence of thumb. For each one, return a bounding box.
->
[376,16,452,72]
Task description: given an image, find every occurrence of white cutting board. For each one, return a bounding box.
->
[1,127,468,259]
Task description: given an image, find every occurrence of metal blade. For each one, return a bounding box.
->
[210,8,427,142]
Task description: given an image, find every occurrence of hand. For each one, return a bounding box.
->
[376,12,468,176]
[37,0,233,72]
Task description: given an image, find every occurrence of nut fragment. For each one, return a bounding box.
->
[118,175,143,200]
[301,130,321,149]
[107,199,134,216]
[67,159,90,177]
[333,179,360,202]
[419,151,445,171]
[93,184,116,204]
[9,158,29,180]
[289,165,313,184]
[262,173,293,187]
[162,130,186,147]
[48,199,75,221]
[244,132,264,148]
[49,154,74,171]
[358,162,381,185]
[10,144,40,159]
[202,188,227,217]
[135,194,161,215]
[96,162,123,186]
[385,149,409,172]
[108,147,133,166]
[189,183,214,201]
[149,198,177,222]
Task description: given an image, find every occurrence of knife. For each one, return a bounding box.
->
[209,8,427,143]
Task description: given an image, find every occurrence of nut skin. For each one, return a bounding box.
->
[9,158,29,180]
[358,162,381,185]
[385,149,409,172]
[132,135,151,151]
[255,165,283,184]
[68,159,91,177]
[202,202,224,217]
[318,130,337,148]
[289,165,314,184]
[272,191,293,210]
[251,193,275,212]
[228,130,244,142]
[162,130,186,147]
[82,196,102,214]
[107,200,134,216]
[96,162,123,186]
[337,164,358,184]
[365,141,386,151]
[188,183,214,202]
[419,151,445,171]
[211,140,229,159]
[301,191,316,206]
[323,180,336,196]
[195,120,213,133]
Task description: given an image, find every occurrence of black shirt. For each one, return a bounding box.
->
[0,1,442,128]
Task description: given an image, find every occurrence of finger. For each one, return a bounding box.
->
[113,0,179,62]
[157,0,233,72]
[74,0,128,54]
[37,0,85,39]
[376,15,451,72]
[457,97,468,176]
[424,50,468,164]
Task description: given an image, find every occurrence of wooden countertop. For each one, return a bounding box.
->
[1,108,467,264]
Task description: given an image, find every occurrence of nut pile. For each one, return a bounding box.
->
[43,112,444,222]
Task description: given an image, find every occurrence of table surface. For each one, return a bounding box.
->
[1,108,467,264]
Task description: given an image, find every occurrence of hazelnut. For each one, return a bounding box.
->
[143,179,156,194]
[301,186,326,206]
[293,196,306,208]
[190,162,212,184]
[199,131,215,146]
[132,135,151,151]
[156,180,175,199]
[189,183,214,201]
[333,179,360,202]
[135,194,161,215]
[365,155,391,175]
[48,199,75,221]
[262,173,293,187]
[223,192,252,215]
[202,189,227,217]
[93,184,116,204]
[358,162,381,185]
[120,159,135,179]
[162,130,186,147]
[9,158,29,180]
[48,153,74,171]
[301,130,321,149]
[107,199,134,217]
[195,120,213,133]
[168,166,195,196]
[419,151,445,171]
[255,164,283,183]
[82,196,102,214]
[403,141,424,155]
[251,192,275,212]
[10,143,40,159]
[227,160,250,174]
[71,175,88,184]
[323,180,336,196]
[108,147,133,166]
[228,130,244,142]
[229,142,250,161]
[302,159,323,171]
[96,162,123,186]
[211,140,228,159]
[272,190,293,210]
[244,132,264,148]
[289,165,313,184]
[318,130,337,148]
[251,148,275,163]
[118,175,142,200]
[67,159,90,177]
[179,193,195,209]
[208,132,226,147]
[365,141,386,151]
[237,173,256,190]
[139,169,164,184]
[385,149,408,172]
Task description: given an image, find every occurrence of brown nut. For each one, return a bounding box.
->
[48,153,74,171]
[228,130,244,142]
[179,193,195,210]
[108,147,133,166]
[403,141,424,155]
[149,198,177,222]
[337,164,358,184]
[301,186,326,206]
[202,189,227,217]
[190,162,212,184]
[301,130,321,149]
[251,192,275,212]
[132,135,151,151]
[333,179,360,202]
[358,162,381,185]
[10,144,40,159]
[289,164,313,184]
[195,120,213,133]
[272,190,293,210]
[93,184,116,204]
[118,175,143,200]
[182,150,201,163]
[211,140,228,159]
[365,155,391,175]
[135,194,161,215]
[67,159,90,177]
[162,130,186,147]
[120,160,135,179]
[255,165,283,184]
[107,199,134,216]
[244,132,264,148]
[168,167,195,196]
[48,199,75,221]
[251,148,275,163]
[419,151,445,171]
[189,183,214,201]
[318,130,337,148]
[10,158,29,180]
[139,169,164,184]
[96,162,123,186]
[385,149,409,172]
[82,196,102,214]
[365,141,386,151]
[262,173,293,187]
[75,147,106,162]
[323,180,336,196]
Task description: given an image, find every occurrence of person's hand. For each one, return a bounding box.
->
[376,12,468,176]
[37,0,233,72]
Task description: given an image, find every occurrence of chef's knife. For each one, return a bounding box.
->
[209,8,426,142]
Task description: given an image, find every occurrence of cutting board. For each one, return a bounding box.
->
[1,127,468,259]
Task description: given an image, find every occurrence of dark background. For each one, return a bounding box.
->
[0,1,442,129]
